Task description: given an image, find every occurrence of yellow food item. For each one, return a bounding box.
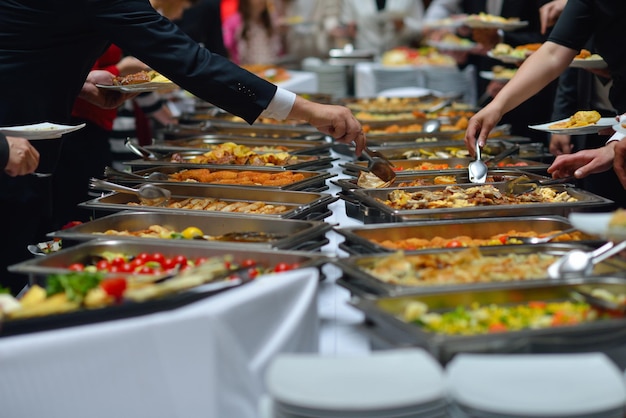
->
[549,110,601,129]
[181,226,204,239]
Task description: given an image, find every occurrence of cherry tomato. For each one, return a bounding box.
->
[241,259,256,268]
[119,262,134,273]
[135,252,151,263]
[137,265,155,275]
[172,255,188,269]
[100,277,127,299]
[195,257,209,266]
[445,240,463,248]
[110,256,127,268]
[67,263,85,272]
[247,268,259,279]
[161,257,178,271]
[499,235,509,244]
[96,259,111,271]
[131,258,145,269]
[273,262,292,273]
[149,252,165,265]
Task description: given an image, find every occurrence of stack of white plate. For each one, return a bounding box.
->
[302,58,348,98]
[421,65,477,105]
[262,348,447,418]
[446,353,626,418]
[372,66,425,95]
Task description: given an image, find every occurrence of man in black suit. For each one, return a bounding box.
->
[0,0,365,294]
[174,0,229,57]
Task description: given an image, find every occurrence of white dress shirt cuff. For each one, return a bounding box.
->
[607,114,626,144]
[260,87,296,120]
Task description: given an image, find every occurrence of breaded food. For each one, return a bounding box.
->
[549,110,601,129]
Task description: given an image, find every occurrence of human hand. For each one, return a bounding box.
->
[613,138,626,188]
[471,28,500,50]
[539,0,567,35]
[547,142,616,179]
[4,136,40,177]
[464,105,503,155]
[585,67,611,79]
[79,70,138,109]
[549,133,573,155]
[288,96,365,155]
[116,56,150,76]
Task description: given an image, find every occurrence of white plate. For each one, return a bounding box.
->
[446,353,626,416]
[569,212,626,241]
[266,348,445,411]
[96,81,177,93]
[463,17,529,31]
[479,70,514,82]
[0,122,86,140]
[570,57,608,69]
[486,50,525,64]
[425,39,478,51]
[529,117,616,135]
[424,16,467,30]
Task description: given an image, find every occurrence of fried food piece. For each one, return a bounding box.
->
[113,70,151,85]
[575,49,591,59]
[549,110,601,129]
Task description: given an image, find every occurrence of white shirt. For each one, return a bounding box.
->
[341,0,424,55]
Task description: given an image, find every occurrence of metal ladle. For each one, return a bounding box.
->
[468,140,488,184]
[547,240,626,279]
[423,119,441,133]
[89,178,171,207]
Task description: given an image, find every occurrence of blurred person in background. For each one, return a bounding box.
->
[174,0,228,57]
[341,0,425,56]
[0,0,365,295]
[223,0,285,65]
[424,0,556,144]
[1,135,39,177]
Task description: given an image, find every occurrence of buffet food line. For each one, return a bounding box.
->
[2,91,626,418]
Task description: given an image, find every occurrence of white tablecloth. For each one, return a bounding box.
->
[0,268,320,418]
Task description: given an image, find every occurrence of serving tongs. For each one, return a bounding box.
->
[124,138,167,160]
[504,175,576,195]
[362,146,396,183]
[89,178,171,207]
[104,166,170,181]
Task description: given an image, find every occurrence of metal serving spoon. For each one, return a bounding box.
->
[547,240,626,279]
[89,178,171,207]
[104,166,170,181]
[423,119,441,133]
[468,140,488,184]
[504,175,576,195]
[362,146,396,183]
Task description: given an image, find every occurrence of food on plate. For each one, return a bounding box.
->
[608,209,626,228]
[492,65,517,80]
[372,229,584,250]
[167,168,306,186]
[466,12,520,24]
[113,70,151,85]
[378,184,577,210]
[363,248,559,286]
[573,49,604,61]
[490,43,538,60]
[403,299,598,335]
[126,196,289,213]
[381,46,456,67]
[548,110,601,129]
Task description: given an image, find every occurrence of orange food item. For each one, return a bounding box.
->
[575,49,591,59]
[113,70,151,85]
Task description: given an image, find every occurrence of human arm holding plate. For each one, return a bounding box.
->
[78,70,139,109]
[0,134,40,177]
[464,41,576,154]
[613,138,626,189]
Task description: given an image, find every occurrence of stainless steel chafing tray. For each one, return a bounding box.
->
[333,169,548,193]
[178,110,312,127]
[363,125,514,144]
[158,121,321,140]
[148,136,332,155]
[341,156,549,177]
[365,139,515,160]
[348,184,612,223]
[80,183,337,221]
[106,165,333,193]
[335,216,600,255]
[350,276,626,365]
[123,151,336,171]
[5,239,328,336]
[334,243,626,298]
[48,211,332,252]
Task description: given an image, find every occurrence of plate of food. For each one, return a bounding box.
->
[0,122,86,140]
[463,13,528,30]
[425,34,477,51]
[570,50,608,69]
[480,66,517,82]
[96,70,177,93]
[529,110,615,135]
[487,42,540,64]
[569,209,626,241]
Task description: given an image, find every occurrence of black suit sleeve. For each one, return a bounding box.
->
[0,133,8,170]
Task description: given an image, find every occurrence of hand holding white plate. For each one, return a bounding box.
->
[0,122,86,140]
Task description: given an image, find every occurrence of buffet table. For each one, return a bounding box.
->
[0,267,320,418]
